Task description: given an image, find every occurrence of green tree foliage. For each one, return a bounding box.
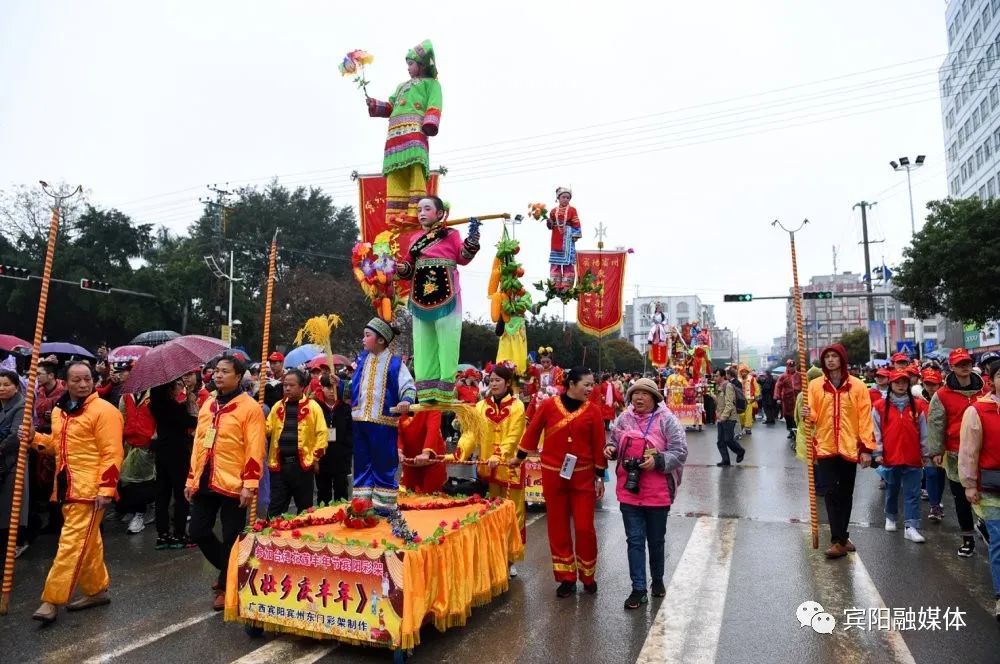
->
[893,197,1000,325]
[837,327,871,366]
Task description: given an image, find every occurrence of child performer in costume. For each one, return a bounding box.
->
[367,39,442,228]
[738,365,759,436]
[647,303,669,369]
[515,367,606,597]
[351,319,416,513]
[547,187,582,292]
[398,410,447,494]
[459,365,528,557]
[396,196,480,402]
[525,347,565,419]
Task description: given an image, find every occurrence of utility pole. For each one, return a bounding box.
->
[853,201,883,327]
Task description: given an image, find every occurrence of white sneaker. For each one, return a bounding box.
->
[904,527,926,543]
[121,512,135,524]
[127,514,146,534]
[144,505,156,525]
[14,543,29,559]
[885,518,898,532]
[509,564,518,578]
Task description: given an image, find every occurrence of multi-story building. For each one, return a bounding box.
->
[785,273,869,362]
[771,336,788,358]
[623,294,706,354]
[941,0,1000,198]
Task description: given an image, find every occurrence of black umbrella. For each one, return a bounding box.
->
[130,330,181,347]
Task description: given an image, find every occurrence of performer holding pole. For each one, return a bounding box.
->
[1,182,82,616]
[395,196,481,403]
[367,39,442,229]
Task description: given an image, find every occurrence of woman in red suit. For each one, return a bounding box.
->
[516,367,606,597]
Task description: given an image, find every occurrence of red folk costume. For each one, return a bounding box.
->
[547,187,582,292]
[398,410,447,493]
[589,378,624,423]
[518,395,606,584]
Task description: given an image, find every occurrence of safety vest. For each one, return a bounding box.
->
[880,399,926,468]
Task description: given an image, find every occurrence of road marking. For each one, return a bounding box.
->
[80,611,217,664]
[525,512,545,528]
[229,637,338,664]
[846,554,916,664]
[636,516,737,664]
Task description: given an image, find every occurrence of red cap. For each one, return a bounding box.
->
[905,365,920,377]
[921,368,943,384]
[890,352,910,363]
[949,348,973,365]
[875,367,891,378]
[888,369,910,383]
[268,351,285,362]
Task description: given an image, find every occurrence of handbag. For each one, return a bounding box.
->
[980,468,1000,492]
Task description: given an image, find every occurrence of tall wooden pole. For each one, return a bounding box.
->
[1,183,82,614]
[251,230,279,524]
[773,219,818,550]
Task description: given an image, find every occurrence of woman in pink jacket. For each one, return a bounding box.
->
[604,377,688,609]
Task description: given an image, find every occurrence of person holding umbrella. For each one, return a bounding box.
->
[185,350,266,611]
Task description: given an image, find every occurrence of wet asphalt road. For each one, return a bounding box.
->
[2,420,999,663]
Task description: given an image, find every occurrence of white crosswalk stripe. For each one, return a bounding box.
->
[228,637,337,664]
[79,611,217,664]
[636,516,737,664]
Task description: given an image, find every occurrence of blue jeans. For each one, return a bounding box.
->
[923,466,945,507]
[985,520,1000,596]
[620,503,669,592]
[884,466,922,528]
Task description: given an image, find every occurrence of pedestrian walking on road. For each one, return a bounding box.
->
[24,361,124,623]
[793,367,824,460]
[775,360,800,440]
[515,367,606,598]
[873,370,929,543]
[738,366,758,436]
[919,369,947,523]
[264,368,327,518]
[149,380,198,549]
[928,348,987,558]
[759,370,779,425]
[714,368,745,466]
[0,369,28,558]
[604,378,687,610]
[802,344,875,559]
[186,351,266,611]
[958,360,1000,621]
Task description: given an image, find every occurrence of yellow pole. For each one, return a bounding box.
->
[251,230,279,524]
[774,219,818,550]
[1,183,82,614]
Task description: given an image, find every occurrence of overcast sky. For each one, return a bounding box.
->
[1,1,949,348]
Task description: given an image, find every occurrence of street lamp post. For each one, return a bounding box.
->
[204,251,243,346]
[890,155,926,358]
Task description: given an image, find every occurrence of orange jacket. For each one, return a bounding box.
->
[35,391,124,502]
[265,397,328,471]
[805,373,875,462]
[187,392,266,498]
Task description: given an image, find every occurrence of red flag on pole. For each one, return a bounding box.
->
[575,249,627,337]
[356,171,441,257]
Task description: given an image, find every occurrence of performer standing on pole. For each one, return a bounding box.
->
[547,187,582,292]
[24,361,124,623]
[367,39,442,229]
[801,344,875,558]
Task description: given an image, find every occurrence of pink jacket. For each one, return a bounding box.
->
[609,404,688,507]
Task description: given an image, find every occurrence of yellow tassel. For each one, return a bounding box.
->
[398,403,492,455]
[294,314,343,367]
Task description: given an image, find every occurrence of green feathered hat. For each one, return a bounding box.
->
[406,39,438,78]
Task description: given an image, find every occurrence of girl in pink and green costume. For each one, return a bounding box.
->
[366,39,442,229]
[396,196,481,402]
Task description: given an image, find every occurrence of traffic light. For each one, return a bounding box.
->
[0,264,31,280]
[803,291,833,300]
[80,278,113,293]
[723,294,753,302]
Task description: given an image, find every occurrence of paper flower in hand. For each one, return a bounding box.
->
[339,49,374,76]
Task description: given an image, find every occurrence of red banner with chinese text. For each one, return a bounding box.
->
[576,250,627,337]
[357,172,441,257]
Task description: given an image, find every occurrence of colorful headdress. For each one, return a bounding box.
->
[406,39,438,78]
[538,346,554,358]
[555,186,572,200]
[366,318,396,345]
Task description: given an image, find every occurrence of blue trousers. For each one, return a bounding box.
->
[984,520,1000,596]
[923,466,945,507]
[620,503,669,592]
[884,466,922,529]
[353,421,399,512]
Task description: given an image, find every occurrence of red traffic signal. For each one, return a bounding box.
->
[0,264,31,280]
[80,278,112,293]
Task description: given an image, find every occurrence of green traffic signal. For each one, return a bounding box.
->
[724,293,753,302]
[803,291,833,300]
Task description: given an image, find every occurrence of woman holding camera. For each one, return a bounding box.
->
[604,377,688,610]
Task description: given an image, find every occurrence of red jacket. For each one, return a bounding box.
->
[937,384,986,453]
[519,396,606,476]
[398,411,447,493]
[120,392,156,448]
[971,398,1000,471]
[589,381,624,421]
[33,380,66,431]
[875,398,927,467]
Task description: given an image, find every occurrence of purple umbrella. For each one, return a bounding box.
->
[122,335,229,393]
[40,342,95,359]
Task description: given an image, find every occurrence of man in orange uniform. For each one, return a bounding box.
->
[186,351,266,610]
[28,361,124,623]
[802,344,875,559]
[516,367,606,597]
[397,410,447,493]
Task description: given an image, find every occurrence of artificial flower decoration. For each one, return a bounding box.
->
[339,49,375,95]
[352,230,403,322]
